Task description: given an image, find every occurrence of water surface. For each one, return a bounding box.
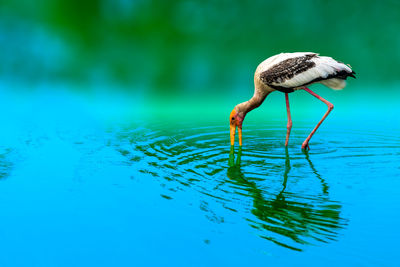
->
[0,106,399,266]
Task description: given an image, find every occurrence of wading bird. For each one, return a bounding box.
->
[229,52,355,150]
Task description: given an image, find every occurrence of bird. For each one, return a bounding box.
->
[229,52,355,150]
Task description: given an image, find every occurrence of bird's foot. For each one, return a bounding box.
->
[301,143,310,151]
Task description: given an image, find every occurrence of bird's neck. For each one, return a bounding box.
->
[236,89,270,118]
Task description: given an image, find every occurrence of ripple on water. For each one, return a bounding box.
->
[111,123,400,251]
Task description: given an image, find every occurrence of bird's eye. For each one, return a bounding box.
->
[231,117,235,121]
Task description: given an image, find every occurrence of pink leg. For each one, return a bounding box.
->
[302,88,334,150]
[285,93,292,146]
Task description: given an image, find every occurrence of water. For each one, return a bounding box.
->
[1,92,400,266]
[120,124,346,251]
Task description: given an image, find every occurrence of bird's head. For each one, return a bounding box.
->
[230,108,244,146]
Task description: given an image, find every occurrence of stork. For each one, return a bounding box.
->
[229,52,355,150]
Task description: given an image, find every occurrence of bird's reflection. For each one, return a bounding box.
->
[227,146,344,251]
[118,126,345,251]
[304,150,329,194]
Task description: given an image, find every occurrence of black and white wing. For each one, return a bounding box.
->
[258,52,356,93]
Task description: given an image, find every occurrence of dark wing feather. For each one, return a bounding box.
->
[259,54,317,93]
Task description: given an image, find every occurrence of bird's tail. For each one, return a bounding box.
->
[320,78,346,90]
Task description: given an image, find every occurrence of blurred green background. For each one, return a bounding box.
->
[1,0,399,121]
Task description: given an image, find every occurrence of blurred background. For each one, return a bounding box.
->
[1,0,399,121]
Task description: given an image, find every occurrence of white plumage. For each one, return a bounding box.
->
[256,52,354,91]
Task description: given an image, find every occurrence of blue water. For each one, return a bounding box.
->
[1,90,400,266]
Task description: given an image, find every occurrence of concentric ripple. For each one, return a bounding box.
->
[107,121,400,251]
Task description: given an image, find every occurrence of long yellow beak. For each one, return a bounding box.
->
[238,127,242,146]
[230,124,242,146]
[230,124,236,146]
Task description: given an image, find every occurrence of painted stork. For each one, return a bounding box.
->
[229,52,355,150]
